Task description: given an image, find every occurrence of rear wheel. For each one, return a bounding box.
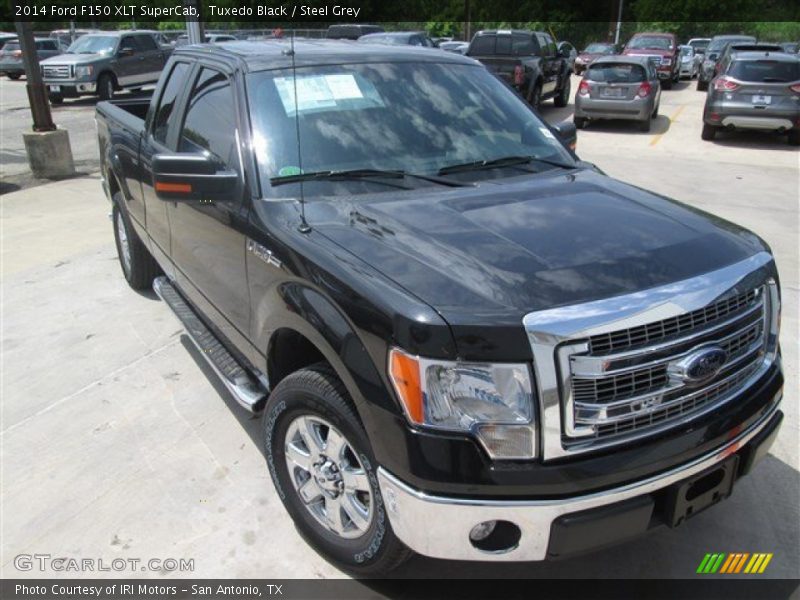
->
[554,76,571,107]
[662,78,673,90]
[788,129,800,146]
[263,365,412,575]
[528,81,542,111]
[97,73,115,101]
[701,123,718,141]
[7,73,21,80]
[574,116,587,129]
[112,193,161,290]
[697,79,708,92]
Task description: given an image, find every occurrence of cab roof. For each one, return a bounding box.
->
[173,39,477,72]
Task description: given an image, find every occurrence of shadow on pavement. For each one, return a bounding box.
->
[578,113,671,136]
[708,130,798,152]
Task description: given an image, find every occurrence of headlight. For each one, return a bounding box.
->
[75,65,93,78]
[388,348,536,459]
[661,57,672,66]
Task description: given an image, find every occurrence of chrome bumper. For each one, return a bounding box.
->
[378,400,781,562]
[721,116,794,131]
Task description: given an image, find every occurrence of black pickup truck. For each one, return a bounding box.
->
[96,41,783,575]
[467,29,572,109]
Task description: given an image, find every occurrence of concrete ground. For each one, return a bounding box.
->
[1,74,798,582]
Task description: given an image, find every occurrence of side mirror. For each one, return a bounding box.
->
[117,47,135,57]
[152,153,238,202]
[552,121,577,150]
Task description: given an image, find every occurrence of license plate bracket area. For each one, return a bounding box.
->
[664,455,738,528]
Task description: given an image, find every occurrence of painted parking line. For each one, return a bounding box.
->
[650,104,686,146]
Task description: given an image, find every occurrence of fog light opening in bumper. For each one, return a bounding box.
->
[468,520,521,554]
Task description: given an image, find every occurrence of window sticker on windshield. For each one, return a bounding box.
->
[539,127,556,140]
[273,73,381,116]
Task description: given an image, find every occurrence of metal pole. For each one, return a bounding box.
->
[14,21,55,132]
[614,0,624,46]
[464,0,471,42]
[184,0,205,44]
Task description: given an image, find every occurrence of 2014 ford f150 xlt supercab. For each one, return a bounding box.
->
[96,40,784,575]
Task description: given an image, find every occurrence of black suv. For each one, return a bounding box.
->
[467,29,572,109]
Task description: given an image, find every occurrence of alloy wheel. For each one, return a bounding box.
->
[284,415,374,539]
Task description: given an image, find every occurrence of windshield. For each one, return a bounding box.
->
[689,40,709,50]
[586,63,647,82]
[627,36,672,50]
[584,43,613,54]
[248,62,575,198]
[67,35,116,54]
[680,46,693,56]
[2,42,20,52]
[728,59,800,82]
[359,35,408,45]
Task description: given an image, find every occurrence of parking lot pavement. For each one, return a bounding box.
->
[0,77,151,190]
[1,76,798,582]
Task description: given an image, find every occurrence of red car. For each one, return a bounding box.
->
[573,42,618,74]
[623,32,680,88]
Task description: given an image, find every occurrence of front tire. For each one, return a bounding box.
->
[112,193,161,290]
[7,73,21,80]
[697,79,708,92]
[574,116,587,129]
[263,365,412,576]
[788,129,800,146]
[662,77,673,90]
[48,93,63,105]
[97,73,115,101]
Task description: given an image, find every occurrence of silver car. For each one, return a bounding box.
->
[574,56,661,132]
[702,51,800,145]
[679,45,698,78]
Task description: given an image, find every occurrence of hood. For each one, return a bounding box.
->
[308,169,765,329]
[577,52,605,61]
[40,52,108,65]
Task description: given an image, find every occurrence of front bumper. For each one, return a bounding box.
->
[379,401,782,562]
[574,95,654,121]
[42,80,97,96]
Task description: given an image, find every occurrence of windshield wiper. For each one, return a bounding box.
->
[437,155,573,176]
[270,168,472,188]
[761,77,787,82]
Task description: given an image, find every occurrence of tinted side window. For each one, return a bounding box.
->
[135,35,158,51]
[153,62,190,145]
[119,36,136,52]
[512,34,536,55]
[179,68,239,172]
[469,35,495,55]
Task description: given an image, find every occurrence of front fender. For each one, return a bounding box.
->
[253,279,401,449]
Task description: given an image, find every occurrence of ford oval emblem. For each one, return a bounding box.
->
[670,346,728,385]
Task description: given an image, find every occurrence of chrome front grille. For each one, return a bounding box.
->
[565,287,768,443]
[588,289,758,355]
[523,252,780,461]
[42,64,71,79]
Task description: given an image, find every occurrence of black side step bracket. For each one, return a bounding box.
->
[153,276,267,412]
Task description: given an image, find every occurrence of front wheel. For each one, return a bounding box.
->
[48,93,63,105]
[697,79,708,92]
[662,77,673,90]
[7,73,21,80]
[574,116,587,129]
[788,129,800,146]
[263,365,412,575]
[554,76,571,107]
[97,73,115,101]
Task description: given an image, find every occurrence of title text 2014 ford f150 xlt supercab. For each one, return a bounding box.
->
[96,40,783,575]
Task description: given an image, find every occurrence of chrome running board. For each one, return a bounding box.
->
[153,276,267,412]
